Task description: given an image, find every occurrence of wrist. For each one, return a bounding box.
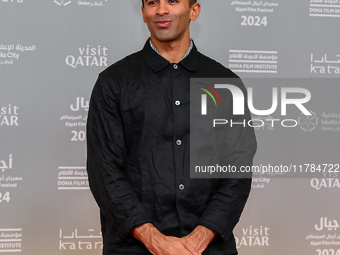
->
[131,223,169,253]
[131,222,156,243]
[194,225,218,243]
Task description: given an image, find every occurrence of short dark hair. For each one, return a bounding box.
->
[141,0,197,7]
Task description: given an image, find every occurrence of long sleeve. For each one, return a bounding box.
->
[85,41,255,253]
[197,78,257,241]
[86,73,153,241]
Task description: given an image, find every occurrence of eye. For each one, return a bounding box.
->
[147,0,158,5]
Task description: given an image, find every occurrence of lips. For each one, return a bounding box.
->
[155,21,172,28]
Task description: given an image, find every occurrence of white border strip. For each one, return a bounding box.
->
[310,4,340,8]
[229,60,277,63]
[233,70,277,73]
[58,166,86,170]
[310,14,340,17]
[58,177,88,180]
[0,229,21,232]
[58,187,90,190]
[229,50,278,54]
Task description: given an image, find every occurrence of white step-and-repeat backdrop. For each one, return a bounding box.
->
[1,0,339,254]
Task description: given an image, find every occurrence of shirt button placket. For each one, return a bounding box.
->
[172,61,185,228]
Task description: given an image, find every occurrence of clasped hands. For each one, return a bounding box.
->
[131,223,217,255]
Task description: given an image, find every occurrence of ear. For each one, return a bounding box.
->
[189,3,201,21]
[141,6,146,23]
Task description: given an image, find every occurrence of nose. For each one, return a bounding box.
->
[157,1,169,16]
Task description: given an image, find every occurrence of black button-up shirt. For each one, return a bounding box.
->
[86,39,257,255]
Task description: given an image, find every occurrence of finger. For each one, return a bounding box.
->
[168,246,193,255]
[182,241,200,255]
[182,248,198,255]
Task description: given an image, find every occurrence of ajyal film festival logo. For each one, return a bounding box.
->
[196,81,314,130]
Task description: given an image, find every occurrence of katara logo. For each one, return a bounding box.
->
[54,0,71,6]
[199,83,312,116]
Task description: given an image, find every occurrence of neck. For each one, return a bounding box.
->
[150,32,191,63]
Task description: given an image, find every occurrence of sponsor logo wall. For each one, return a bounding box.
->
[0,1,339,254]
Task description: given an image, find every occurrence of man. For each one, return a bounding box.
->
[86,0,257,254]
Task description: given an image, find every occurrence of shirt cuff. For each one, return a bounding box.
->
[197,211,234,242]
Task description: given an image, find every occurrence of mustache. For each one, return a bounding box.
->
[153,15,175,22]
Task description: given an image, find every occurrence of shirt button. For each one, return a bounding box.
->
[179,184,185,190]
[173,64,178,69]
[176,140,182,146]
[181,228,186,232]
[175,100,181,106]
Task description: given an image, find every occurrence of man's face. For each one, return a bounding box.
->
[142,0,195,42]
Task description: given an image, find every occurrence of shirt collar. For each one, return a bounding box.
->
[149,38,194,62]
[142,38,199,73]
